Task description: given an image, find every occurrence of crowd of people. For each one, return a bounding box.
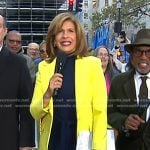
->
[0,11,150,150]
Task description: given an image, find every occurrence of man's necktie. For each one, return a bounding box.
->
[138,76,148,118]
[139,76,148,99]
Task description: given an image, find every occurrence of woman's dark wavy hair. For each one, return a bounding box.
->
[45,12,88,62]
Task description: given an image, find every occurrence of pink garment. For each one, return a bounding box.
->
[105,73,111,94]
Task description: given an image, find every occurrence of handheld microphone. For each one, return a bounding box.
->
[53,51,67,96]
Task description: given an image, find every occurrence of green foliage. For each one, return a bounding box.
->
[91,0,150,31]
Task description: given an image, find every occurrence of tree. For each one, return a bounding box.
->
[91,0,150,31]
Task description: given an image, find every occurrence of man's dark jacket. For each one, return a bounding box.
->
[0,46,35,149]
[108,70,150,150]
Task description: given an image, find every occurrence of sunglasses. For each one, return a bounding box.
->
[8,39,21,44]
[133,49,150,57]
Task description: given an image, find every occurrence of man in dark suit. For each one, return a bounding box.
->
[108,28,150,150]
[0,15,35,150]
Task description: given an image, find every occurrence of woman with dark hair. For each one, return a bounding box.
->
[95,46,120,94]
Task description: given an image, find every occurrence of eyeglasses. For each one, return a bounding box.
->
[28,48,39,51]
[8,39,21,44]
[133,49,150,58]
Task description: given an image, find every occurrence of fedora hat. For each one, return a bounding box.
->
[125,28,150,53]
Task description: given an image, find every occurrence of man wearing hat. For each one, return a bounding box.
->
[108,28,150,150]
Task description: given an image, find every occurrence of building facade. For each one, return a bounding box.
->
[0,0,67,46]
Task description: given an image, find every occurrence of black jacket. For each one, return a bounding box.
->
[0,46,35,149]
[108,69,150,150]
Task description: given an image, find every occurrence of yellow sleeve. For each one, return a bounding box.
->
[30,64,53,121]
[92,58,107,150]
